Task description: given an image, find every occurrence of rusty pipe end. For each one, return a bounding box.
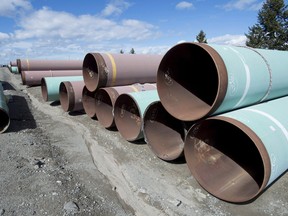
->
[0,108,10,133]
[95,88,119,128]
[83,53,107,92]
[41,78,49,102]
[143,101,186,161]
[59,81,74,112]
[184,117,271,203]
[114,94,142,141]
[21,70,26,85]
[82,86,97,118]
[157,42,228,121]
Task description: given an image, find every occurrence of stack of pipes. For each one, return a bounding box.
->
[80,52,163,128]
[16,59,83,86]
[154,42,288,203]
[0,81,10,133]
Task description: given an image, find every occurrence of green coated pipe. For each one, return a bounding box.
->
[185,96,288,203]
[114,89,160,141]
[11,66,19,74]
[0,82,10,133]
[41,76,83,102]
[157,42,288,121]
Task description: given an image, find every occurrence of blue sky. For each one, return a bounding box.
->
[0,0,284,64]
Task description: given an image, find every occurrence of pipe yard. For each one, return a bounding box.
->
[1,43,288,215]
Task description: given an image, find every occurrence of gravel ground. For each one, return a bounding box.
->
[0,67,288,216]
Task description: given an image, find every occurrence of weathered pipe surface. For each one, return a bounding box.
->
[82,86,97,118]
[157,42,288,122]
[114,89,159,142]
[59,80,85,112]
[17,59,83,74]
[21,70,82,86]
[0,82,10,133]
[184,96,288,203]
[95,83,157,128]
[82,53,163,92]
[143,100,188,161]
[41,76,83,102]
[10,61,17,66]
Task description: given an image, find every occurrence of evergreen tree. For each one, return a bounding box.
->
[130,48,135,54]
[196,30,208,43]
[245,0,288,50]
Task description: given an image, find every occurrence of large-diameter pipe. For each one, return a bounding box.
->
[95,83,157,128]
[157,42,288,122]
[82,53,163,92]
[184,96,288,203]
[41,76,83,102]
[59,80,85,112]
[114,89,159,142]
[17,59,83,74]
[0,82,10,133]
[21,70,82,86]
[143,101,187,161]
[82,86,97,118]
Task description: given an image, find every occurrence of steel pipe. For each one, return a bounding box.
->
[59,80,85,112]
[21,70,82,86]
[41,76,83,102]
[0,82,10,133]
[143,101,188,161]
[11,66,19,74]
[114,89,159,142]
[17,59,83,74]
[95,83,156,128]
[82,86,97,118]
[157,42,288,121]
[184,96,288,203]
[82,53,163,92]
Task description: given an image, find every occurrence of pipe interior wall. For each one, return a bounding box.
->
[184,95,288,203]
[114,89,159,142]
[157,42,288,122]
[82,86,97,118]
[143,100,187,161]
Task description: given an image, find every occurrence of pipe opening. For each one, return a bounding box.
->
[95,88,116,128]
[157,42,227,121]
[185,118,267,203]
[0,109,10,133]
[143,101,186,161]
[41,78,48,102]
[82,86,97,118]
[59,82,74,112]
[114,94,141,141]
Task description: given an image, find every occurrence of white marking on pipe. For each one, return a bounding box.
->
[244,108,288,143]
[228,47,251,108]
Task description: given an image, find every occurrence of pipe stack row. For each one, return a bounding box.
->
[156,42,288,203]
[5,42,288,204]
[16,58,83,86]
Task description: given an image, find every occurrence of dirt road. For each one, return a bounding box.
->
[0,67,288,216]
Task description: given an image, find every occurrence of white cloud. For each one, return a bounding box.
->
[101,0,131,16]
[0,32,10,40]
[13,7,158,41]
[176,1,194,10]
[0,0,32,17]
[208,34,247,45]
[221,0,262,11]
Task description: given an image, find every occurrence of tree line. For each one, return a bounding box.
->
[196,0,288,50]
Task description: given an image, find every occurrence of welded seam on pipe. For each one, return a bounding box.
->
[242,46,272,102]
[228,47,251,108]
[105,53,117,86]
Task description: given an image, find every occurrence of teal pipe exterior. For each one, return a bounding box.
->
[114,89,159,141]
[185,96,288,203]
[0,82,10,133]
[11,66,19,74]
[41,76,83,102]
[157,42,288,121]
